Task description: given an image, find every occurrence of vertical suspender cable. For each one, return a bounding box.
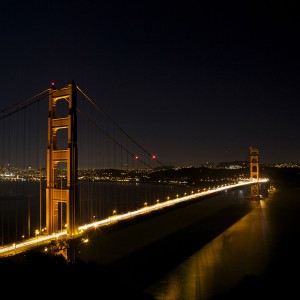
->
[15,110,18,242]
[36,100,42,235]
[1,120,3,245]
[28,106,32,236]
[24,109,30,238]
[88,109,92,222]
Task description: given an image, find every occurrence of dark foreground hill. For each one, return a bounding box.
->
[0,250,154,299]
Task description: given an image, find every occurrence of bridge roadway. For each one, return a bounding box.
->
[0,179,268,258]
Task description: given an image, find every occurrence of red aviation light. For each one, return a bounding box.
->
[152,155,156,159]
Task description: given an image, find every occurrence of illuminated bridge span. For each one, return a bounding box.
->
[0,179,268,257]
[0,82,267,258]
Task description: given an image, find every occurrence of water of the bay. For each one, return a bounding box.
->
[144,187,300,299]
[0,180,195,244]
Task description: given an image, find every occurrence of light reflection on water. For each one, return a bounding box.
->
[146,197,273,300]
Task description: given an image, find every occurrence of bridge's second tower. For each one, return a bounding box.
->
[249,146,259,198]
[46,82,79,237]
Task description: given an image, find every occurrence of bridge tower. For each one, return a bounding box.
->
[249,146,259,199]
[46,82,79,238]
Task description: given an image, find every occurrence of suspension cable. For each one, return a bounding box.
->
[76,108,153,169]
[76,85,165,168]
[0,89,49,119]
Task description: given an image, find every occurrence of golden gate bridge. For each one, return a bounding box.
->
[0,81,266,258]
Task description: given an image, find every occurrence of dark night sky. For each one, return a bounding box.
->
[0,0,299,166]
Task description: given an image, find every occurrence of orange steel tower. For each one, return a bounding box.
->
[249,146,259,198]
[46,82,79,237]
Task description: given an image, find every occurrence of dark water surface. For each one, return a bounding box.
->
[144,187,300,299]
[0,180,198,244]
